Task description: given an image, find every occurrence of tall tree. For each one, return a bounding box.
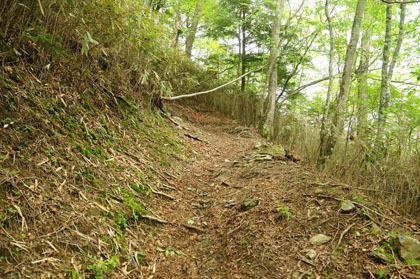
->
[377,3,407,140]
[171,5,182,49]
[185,2,201,58]
[262,0,285,138]
[355,22,373,139]
[318,0,367,165]
[318,0,335,166]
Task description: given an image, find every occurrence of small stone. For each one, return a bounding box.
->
[309,234,331,245]
[395,235,420,261]
[341,200,356,213]
[224,202,236,208]
[161,261,170,266]
[254,142,264,150]
[240,199,259,211]
[368,248,392,263]
[314,188,324,194]
[306,249,317,260]
[254,154,272,161]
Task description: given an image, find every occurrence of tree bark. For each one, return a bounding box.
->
[185,2,201,58]
[171,7,182,49]
[377,3,406,140]
[261,0,284,138]
[377,3,393,139]
[318,0,367,165]
[241,8,247,93]
[355,23,373,139]
[317,0,335,167]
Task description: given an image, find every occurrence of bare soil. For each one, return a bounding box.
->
[140,104,420,279]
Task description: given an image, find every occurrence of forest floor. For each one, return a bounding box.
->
[142,103,420,279]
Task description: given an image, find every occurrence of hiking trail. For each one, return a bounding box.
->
[139,104,420,279]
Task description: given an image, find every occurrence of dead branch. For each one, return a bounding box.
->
[333,223,355,252]
[161,66,264,101]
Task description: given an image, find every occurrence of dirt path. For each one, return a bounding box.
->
[143,105,419,279]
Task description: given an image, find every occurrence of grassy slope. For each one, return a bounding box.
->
[0,1,209,278]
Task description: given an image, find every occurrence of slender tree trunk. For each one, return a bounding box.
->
[241,9,247,93]
[377,3,406,140]
[317,0,335,167]
[171,7,182,49]
[185,2,201,58]
[258,78,268,128]
[318,0,367,165]
[377,4,393,139]
[236,28,242,88]
[356,31,372,139]
[262,0,284,138]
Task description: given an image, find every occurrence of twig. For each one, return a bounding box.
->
[160,184,177,191]
[183,224,206,233]
[184,133,209,144]
[141,215,167,224]
[352,201,402,226]
[333,223,355,252]
[227,219,244,236]
[151,189,176,200]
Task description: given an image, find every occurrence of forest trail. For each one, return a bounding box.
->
[142,104,420,279]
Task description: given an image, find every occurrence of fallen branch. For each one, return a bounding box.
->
[333,223,355,252]
[142,215,168,224]
[161,112,189,130]
[184,133,209,143]
[151,189,176,200]
[162,66,264,101]
[183,223,206,233]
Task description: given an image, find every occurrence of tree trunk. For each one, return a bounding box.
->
[258,79,268,128]
[318,0,367,165]
[377,3,406,140]
[241,9,247,93]
[185,2,201,58]
[261,0,284,138]
[377,3,393,140]
[171,7,182,49]
[317,0,335,167]
[355,23,372,139]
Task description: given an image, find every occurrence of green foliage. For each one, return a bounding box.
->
[86,255,119,279]
[24,24,70,58]
[275,204,291,221]
[122,190,147,220]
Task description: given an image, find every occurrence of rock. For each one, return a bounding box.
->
[340,200,356,213]
[252,154,273,162]
[368,248,392,263]
[314,188,325,194]
[240,199,259,211]
[395,235,420,261]
[306,249,317,260]
[254,142,264,150]
[309,234,331,245]
[161,261,170,266]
